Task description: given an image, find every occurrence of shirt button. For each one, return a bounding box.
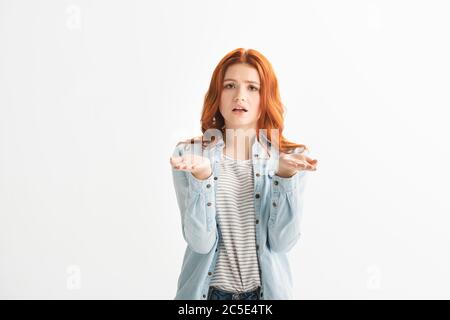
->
[255,219,259,224]
[274,180,279,185]
[261,292,263,298]
[255,173,260,177]
[254,154,259,158]
[206,184,211,188]
[208,272,212,276]
[256,244,259,250]
[255,193,260,199]
[207,202,212,206]
[203,294,206,298]
[272,202,277,207]
[214,177,218,180]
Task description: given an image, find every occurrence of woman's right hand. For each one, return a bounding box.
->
[170,153,212,180]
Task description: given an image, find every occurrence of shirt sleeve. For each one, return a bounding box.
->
[171,143,218,254]
[268,148,311,253]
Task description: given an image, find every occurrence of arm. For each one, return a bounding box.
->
[171,144,217,254]
[268,149,313,253]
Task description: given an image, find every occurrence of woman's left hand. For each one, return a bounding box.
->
[276,152,318,178]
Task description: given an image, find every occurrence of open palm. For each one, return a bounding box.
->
[170,154,211,174]
[278,152,318,172]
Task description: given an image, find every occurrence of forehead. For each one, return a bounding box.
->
[224,64,260,82]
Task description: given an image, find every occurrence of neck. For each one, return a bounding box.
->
[222,128,257,161]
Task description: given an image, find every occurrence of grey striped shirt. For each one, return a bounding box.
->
[209,153,261,293]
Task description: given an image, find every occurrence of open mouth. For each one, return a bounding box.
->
[232,107,248,112]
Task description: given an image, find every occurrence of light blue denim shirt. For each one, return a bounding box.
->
[171,131,310,300]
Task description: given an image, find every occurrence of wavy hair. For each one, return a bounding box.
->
[193,48,308,154]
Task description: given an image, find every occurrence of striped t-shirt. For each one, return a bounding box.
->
[209,153,262,293]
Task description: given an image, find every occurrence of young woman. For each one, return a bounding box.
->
[169,48,318,300]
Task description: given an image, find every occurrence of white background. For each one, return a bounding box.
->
[1,0,449,299]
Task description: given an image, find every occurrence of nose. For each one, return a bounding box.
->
[234,86,248,102]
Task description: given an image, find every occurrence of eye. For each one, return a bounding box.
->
[224,83,235,89]
[249,85,259,91]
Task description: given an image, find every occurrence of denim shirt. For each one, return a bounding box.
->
[171,132,310,300]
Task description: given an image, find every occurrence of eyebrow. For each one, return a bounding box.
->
[223,78,260,85]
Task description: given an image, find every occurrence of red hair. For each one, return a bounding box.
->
[192,48,308,154]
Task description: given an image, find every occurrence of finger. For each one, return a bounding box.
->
[179,165,192,171]
[175,158,192,167]
[173,161,187,170]
[305,156,318,165]
[294,160,316,171]
[291,154,318,166]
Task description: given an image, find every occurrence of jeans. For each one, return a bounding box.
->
[207,286,260,300]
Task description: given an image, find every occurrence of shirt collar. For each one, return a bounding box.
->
[209,130,276,160]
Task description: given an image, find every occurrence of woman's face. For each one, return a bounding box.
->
[219,63,261,131]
